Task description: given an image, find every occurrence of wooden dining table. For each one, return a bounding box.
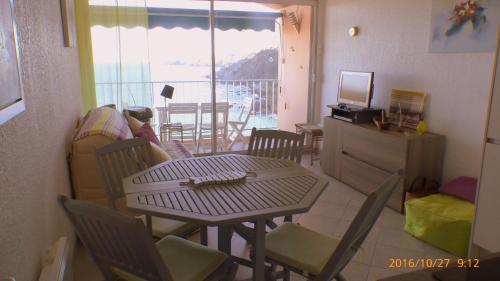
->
[123,154,328,281]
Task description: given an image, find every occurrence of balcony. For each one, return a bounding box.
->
[95,78,279,152]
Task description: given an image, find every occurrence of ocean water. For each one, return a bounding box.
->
[95,64,278,129]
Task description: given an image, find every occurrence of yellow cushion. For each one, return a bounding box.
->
[157,236,228,281]
[151,217,197,239]
[266,222,339,275]
[151,141,171,165]
[114,199,194,239]
[112,267,146,281]
[125,114,144,134]
[113,236,227,281]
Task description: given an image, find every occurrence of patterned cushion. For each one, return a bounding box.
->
[162,140,194,159]
[134,123,161,146]
[74,107,133,141]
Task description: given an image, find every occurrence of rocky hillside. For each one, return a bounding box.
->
[216,48,278,80]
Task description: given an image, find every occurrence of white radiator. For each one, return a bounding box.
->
[39,237,71,281]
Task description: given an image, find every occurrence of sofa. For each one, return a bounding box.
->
[69,106,192,207]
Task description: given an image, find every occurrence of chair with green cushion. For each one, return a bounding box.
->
[58,196,238,281]
[93,137,207,243]
[264,171,403,281]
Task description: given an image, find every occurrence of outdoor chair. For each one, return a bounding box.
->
[247,127,305,164]
[227,97,254,150]
[155,106,168,137]
[93,137,207,243]
[168,102,198,143]
[264,171,403,281]
[58,196,238,281]
[197,102,229,152]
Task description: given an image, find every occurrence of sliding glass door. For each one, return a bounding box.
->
[214,1,281,152]
[87,0,311,154]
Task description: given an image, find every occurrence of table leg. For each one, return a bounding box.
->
[146,214,153,235]
[218,225,232,254]
[253,219,266,281]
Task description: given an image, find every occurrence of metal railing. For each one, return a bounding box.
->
[95,79,280,130]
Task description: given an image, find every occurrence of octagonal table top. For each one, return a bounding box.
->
[123,154,328,224]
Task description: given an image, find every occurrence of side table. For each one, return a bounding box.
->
[295,123,324,166]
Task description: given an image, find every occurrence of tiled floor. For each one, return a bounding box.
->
[72,156,455,281]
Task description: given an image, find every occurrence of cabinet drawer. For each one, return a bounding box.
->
[340,154,403,211]
[342,125,406,172]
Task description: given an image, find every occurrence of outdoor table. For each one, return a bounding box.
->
[123,154,328,281]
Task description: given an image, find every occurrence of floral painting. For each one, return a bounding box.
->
[430,0,500,53]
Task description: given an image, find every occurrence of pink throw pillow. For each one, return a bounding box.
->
[134,123,161,146]
[439,177,477,203]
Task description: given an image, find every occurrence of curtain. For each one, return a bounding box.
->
[75,0,97,112]
[80,0,152,111]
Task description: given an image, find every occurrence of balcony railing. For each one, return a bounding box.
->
[95,79,279,131]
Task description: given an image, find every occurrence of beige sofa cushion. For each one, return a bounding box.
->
[70,133,170,207]
[71,135,115,206]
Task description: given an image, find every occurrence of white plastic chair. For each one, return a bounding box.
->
[168,102,198,143]
[227,97,254,150]
[197,102,229,152]
[155,106,168,137]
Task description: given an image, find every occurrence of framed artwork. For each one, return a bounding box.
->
[60,0,76,47]
[430,0,500,53]
[388,89,427,130]
[0,0,25,126]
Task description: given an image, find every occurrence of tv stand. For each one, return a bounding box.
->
[320,116,446,213]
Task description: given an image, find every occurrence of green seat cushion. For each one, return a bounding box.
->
[266,222,339,275]
[405,194,474,257]
[157,236,228,281]
[113,236,227,281]
[137,215,197,239]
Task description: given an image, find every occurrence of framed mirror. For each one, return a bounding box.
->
[0,0,25,125]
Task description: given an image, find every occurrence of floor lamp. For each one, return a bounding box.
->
[160,84,174,124]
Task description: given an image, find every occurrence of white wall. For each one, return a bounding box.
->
[0,0,82,280]
[279,5,312,132]
[317,0,495,181]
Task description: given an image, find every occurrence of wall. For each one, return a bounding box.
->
[0,0,82,280]
[317,0,495,181]
[278,5,312,132]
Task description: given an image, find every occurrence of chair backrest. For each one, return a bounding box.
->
[247,127,305,164]
[168,102,198,125]
[156,107,168,125]
[236,97,254,123]
[316,171,403,281]
[93,137,155,209]
[58,196,173,281]
[200,102,229,127]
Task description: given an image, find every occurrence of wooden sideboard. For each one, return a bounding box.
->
[321,117,446,212]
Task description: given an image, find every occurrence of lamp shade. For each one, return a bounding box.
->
[160,84,174,99]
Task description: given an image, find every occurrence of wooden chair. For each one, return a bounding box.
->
[264,171,403,281]
[233,128,306,242]
[168,102,198,143]
[93,137,207,244]
[247,127,305,164]
[227,97,254,150]
[197,102,229,152]
[58,196,238,281]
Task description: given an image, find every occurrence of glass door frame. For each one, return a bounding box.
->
[207,0,319,154]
